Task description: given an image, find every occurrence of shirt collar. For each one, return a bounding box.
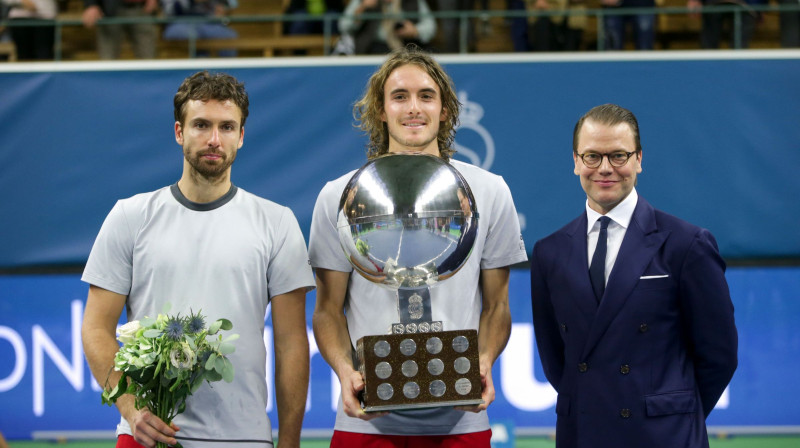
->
[585,188,638,234]
[170,183,238,212]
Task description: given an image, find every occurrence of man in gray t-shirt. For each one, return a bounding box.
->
[309,46,527,446]
[82,71,315,448]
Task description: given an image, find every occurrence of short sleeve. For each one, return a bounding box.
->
[481,176,528,269]
[266,207,316,298]
[308,180,354,272]
[81,200,135,296]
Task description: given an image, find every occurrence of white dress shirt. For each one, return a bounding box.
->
[586,188,639,285]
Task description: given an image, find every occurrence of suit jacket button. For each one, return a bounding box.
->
[620,364,630,374]
[561,323,567,332]
[639,323,648,333]
[620,408,631,418]
[578,362,588,373]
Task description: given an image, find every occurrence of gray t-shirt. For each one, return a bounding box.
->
[309,160,528,435]
[83,184,315,447]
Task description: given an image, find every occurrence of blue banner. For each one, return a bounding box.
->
[1,268,798,439]
[1,54,800,268]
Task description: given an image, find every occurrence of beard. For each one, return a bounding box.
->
[185,148,236,179]
[387,125,438,151]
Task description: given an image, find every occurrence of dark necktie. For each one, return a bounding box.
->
[589,216,611,302]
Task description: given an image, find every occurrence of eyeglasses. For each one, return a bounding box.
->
[576,151,638,168]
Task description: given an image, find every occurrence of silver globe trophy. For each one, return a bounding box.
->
[337,153,483,412]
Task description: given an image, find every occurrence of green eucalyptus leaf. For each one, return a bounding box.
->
[223,334,240,343]
[214,356,225,374]
[208,320,222,335]
[217,319,233,331]
[222,358,235,383]
[143,329,162,338]
[205,353,217,370]
[191,377,205,393]
[206,369,223,382]
[219,342,235,355]
[140,316,156,327]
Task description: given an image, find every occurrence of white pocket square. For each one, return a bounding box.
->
[640,274,669,279]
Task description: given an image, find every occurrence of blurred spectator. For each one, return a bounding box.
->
[339,0,437,54]
[82,0,158,59]
[435,0,475,53]
[284,0,343,35]
[600,0,655,50]
[161,0,238,57]
[509,0,528,50]
[0,10,7,60]
[528,0,586,51]
[778,0,798,46]
[688,0,764,48]
[0,0,57,59]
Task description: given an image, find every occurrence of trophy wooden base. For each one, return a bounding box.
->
[356,329,483,412]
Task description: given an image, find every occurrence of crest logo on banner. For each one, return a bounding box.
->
[452,91,528,231]
[454,91,495,170]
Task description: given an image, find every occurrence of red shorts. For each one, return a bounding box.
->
[330,429,492,448]
[116,435,146,448]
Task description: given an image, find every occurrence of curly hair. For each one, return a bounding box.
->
[353,45,461,160]
[173,71,249,128]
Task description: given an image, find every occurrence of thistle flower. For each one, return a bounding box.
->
[186,312,206,334]
[164,317,184,341]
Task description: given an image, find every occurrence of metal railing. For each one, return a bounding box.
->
[1,4,798,61]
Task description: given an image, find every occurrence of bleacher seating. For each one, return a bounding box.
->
[0,40,17,61]
[0,0,787,62]
[57,0,330,60]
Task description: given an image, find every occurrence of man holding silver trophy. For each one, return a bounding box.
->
[309,45,528,446]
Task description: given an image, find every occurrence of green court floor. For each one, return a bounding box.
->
[7,436,800,447]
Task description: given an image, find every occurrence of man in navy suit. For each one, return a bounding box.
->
[530,104,738,447]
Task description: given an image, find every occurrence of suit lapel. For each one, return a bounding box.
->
[581,198,670,360]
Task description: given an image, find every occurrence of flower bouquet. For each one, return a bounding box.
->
[102,304,238,448]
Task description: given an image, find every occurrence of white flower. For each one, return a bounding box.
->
[140,352,158,366]
[170,343,196,370]
[117,321,141,345]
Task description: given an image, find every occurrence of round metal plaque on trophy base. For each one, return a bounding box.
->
[356,330,483,412]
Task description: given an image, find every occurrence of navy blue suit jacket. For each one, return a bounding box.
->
[530,197,738,448]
